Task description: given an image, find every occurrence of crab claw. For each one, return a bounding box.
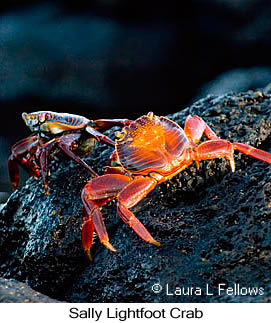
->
[8,154,41,190]
[8,135,40,190]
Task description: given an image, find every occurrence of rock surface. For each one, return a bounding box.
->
[0,88,271,302]
[0,277,60,303]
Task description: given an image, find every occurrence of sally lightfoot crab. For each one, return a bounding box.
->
[8,111,131,194]
[81,112,271,259]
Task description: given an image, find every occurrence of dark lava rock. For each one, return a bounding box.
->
[0,277,60,302]
[1,88,271,302]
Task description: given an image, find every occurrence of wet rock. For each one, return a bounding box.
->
[0,277,60,302]
[0,88,271,302]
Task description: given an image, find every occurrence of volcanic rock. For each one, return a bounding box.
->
[0,88,271,302]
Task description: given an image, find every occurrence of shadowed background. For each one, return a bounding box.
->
[1,0,271,197]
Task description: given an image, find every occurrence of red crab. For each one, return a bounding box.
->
[8,111,130,194]
[81,112,271,259]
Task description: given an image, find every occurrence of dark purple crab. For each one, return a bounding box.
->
[8,111,131,194]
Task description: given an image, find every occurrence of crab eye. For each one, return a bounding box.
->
[22,112,28,121]
[39,113,46,123]
[147,112,154,119]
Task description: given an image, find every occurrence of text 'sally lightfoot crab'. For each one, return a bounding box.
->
[81,112,271,259]
[8,111,131,194]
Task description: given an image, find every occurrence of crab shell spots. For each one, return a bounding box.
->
[116,114,189,174]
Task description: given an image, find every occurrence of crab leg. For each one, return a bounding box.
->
[184,115,220,144]
[8,157,20,190]
[85,126,115,147]
[103,166,127,175]
[82,194,117,254]
[109,150,118,166]
[85,119,132,147]
[57,133,99,177]
[195,139,271,171]
[8,135,40,190]
[233,143,271,164]
[185,115,271,167]
[39,138,58,195]
[81,195,115,260]
[82,174,131,258]
[117,177,160,246]
[39,133,99,194]
[195,139,236,171]
[93,118,132,131]
[81,206,94,260]
[8,156,40,190]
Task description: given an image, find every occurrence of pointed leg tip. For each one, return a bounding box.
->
[103,241,118,253]
[229,160,235,173]
[11,182,18,191]
[85,249,93,261]
[88,168,99,177]
[44,184,49,195]
[149,239,161,247]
